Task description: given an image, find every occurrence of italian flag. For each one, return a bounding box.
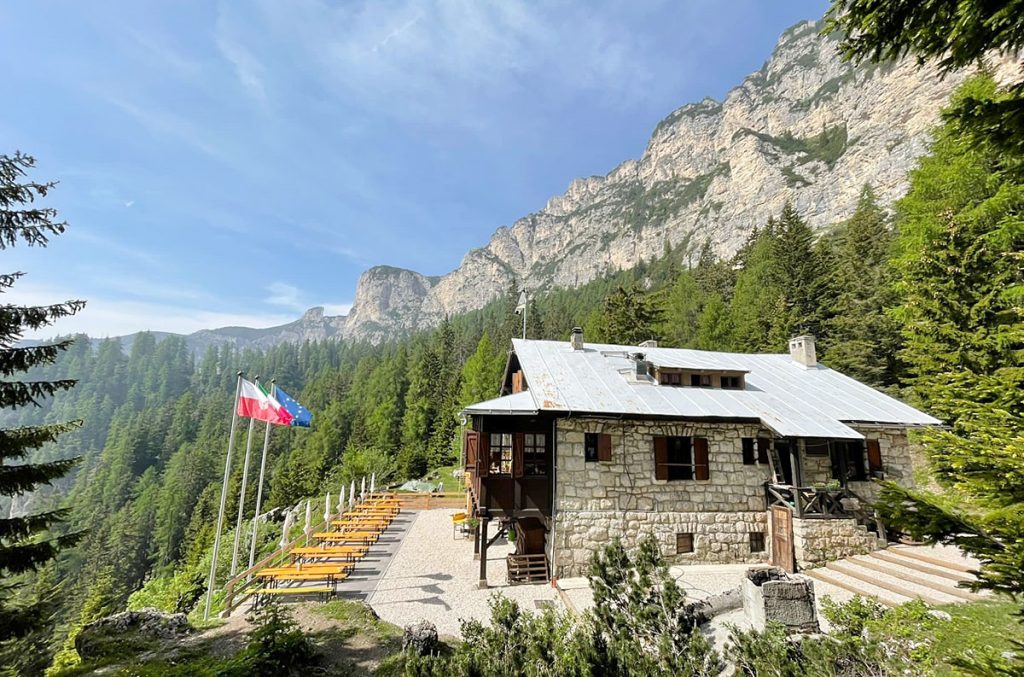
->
[237,378,293,426]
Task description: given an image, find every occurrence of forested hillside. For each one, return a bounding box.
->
[2,70,1021,675]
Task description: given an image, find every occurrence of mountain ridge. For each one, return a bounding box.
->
[67,18,1015,351]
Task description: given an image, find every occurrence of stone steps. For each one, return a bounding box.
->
[803,545,982,608]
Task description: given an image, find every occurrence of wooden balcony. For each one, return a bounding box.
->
[765,483,854,519]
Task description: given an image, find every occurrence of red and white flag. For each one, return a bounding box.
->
[237,378,293,426]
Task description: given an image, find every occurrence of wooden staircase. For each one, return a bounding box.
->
[507,553,549,584]
[803,545,983,607]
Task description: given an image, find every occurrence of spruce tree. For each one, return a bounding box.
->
[0,152,85,643]
[602,284,663,346]
[871,78,1024,671]
[659,270,703,348]
[821,186,901,387]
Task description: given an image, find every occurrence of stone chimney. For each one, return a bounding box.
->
[570,327,584,351]
[789,335,817,368]
[639,339,658,348]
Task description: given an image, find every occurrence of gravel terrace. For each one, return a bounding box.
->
[368,509,560,638]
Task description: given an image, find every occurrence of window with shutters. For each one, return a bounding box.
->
[654,436,708,481]
[585,433,613,463]
[676,532,694,554]
[488,433,513,475]
[523,433,547,475]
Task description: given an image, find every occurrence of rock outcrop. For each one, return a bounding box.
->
[336,19,1012,342]
[75,608,191,660]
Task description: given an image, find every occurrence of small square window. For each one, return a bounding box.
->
[749,532,766,553]
[676,532,694,554]
[721,375,742,389]
[741,438,756,465]
[584,433,599,462]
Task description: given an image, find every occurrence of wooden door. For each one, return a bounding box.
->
[770,505,795,573]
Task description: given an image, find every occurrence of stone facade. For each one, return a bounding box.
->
[790,517,881,569]
[800,425,918,503]
[550,418,773,576]
[549,419,917,576]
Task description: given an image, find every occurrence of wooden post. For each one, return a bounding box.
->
[473,516,481,559]
[479,518,490,588]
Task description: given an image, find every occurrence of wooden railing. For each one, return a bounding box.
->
[764,483,851,519]
[507,553,549,584]
[394,491,466,510]
[219,490,467,617]
[221,518,328,617]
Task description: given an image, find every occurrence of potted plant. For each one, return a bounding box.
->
[506,526,517,544]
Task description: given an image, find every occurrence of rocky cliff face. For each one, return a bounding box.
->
[336,19,1006,342]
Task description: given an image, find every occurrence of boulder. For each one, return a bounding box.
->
[75,608,191,660]
[402,620,439,656]
[742,566,820,634]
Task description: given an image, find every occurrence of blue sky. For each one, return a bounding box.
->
[2,0,827,337]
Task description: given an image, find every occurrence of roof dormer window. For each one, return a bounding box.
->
[654,367,745,390]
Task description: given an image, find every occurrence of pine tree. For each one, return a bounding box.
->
[820,186,901,386]
[660,270,704,348]
[870,77,1024,671]
[602,284,663,346]
[459,333,504,406]
[0,152,85,644]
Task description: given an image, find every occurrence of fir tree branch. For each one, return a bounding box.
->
[0,458,80,497]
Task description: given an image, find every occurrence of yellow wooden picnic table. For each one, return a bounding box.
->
[289,545,367,562]
[311,533,372,548]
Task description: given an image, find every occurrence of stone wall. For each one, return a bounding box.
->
[550,418,773,576]
[799,426,918,503]
[790,517,881,569]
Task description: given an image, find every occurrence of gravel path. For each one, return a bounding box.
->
[368,509,560,638]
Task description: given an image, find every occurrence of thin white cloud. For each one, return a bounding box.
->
[215,28,269,105]
[321,302,352,316]
[265,281,305,312]
[218,0,667,133]
[68,230,165,269]
[6,282,295,338]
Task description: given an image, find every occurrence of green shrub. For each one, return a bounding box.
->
[223,602,318,676]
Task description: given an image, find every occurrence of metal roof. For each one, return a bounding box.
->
[501,339,940,439]
[462,390,538,416]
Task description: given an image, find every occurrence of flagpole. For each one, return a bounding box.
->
[204,371,243,621]
[247,380,276,572]
[230,377,259,578]
[247,419,272,572]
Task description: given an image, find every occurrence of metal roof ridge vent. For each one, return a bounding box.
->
[639,339,657,348]
[570,326,584,351]
[789,335,817,368]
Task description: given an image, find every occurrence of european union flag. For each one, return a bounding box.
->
[274,386,312,428]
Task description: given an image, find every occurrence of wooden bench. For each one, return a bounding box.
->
[252,586,334,609]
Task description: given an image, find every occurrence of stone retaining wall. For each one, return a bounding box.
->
[791,517,881,569]
[551,509,768,576]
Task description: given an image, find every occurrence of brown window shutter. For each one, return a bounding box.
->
[465,430,478,470]
[478,433,490,478]
[866,439,882,473]
[597,434,613,462]
[512,371,524,393]
[513,433,525,478]
[756,437,770,465]
[654,436,668,480]
[694,437,710,480]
